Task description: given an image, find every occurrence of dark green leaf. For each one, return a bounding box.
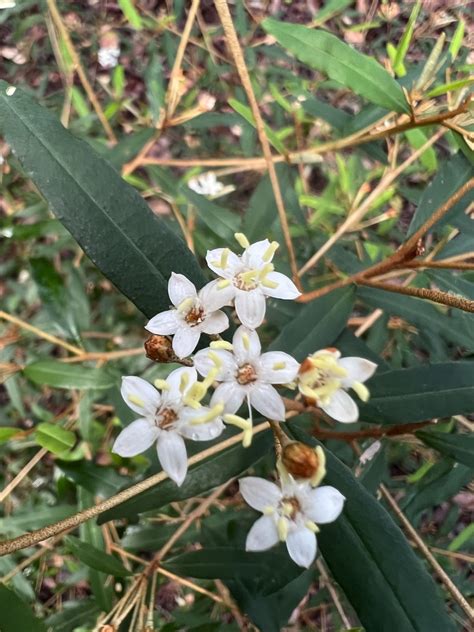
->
[45,599,100,632]
[56,459,127,498]
[0,82,205,318]
[24,360,116,390]
[64,535,132,577]
[0,586,46,632]
[417,430,474,468]
[262,19,409,113]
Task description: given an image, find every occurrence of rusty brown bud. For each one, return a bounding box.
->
[282,442,320,480]
[144,334,175,363]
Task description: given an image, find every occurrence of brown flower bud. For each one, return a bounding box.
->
[144,334,175,363]
[282,442,321,480]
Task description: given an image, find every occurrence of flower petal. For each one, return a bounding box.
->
[262,271,301,300]
[156,431,188,486]
[242,239,271,268]
[112,418,158,457]
[235,290,266,329]
[286,528,317,568]
[304,486,345,524]
[258,351,300,384]
[211,381,246,414]
[145,310,180,336]
[172,326,201,359]
[339,357,377,387]
[245,515,279,552]
[168,272,197,307]
[165,366,198,402]
[201,310,229,335]
[233,325,261,364]
[121,376,161,416]
[179,413,225,441]
[321,389,359,423]
[198,279,235,311]
[194,349,237,381]
[206,248,241,278]
[249,383,285,421]
[239,476,282,511]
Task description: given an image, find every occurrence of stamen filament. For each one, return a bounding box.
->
[179,372,190,393]
[263,241,279,262]
[220,248,230,269]
[208,351,223,369]
[191,403,224,425]
[277,517,289,541]
[177,297,194,313]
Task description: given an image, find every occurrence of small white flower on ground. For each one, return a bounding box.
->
[240,475,345,568]
[205,233,300,329]
[188,172,225,196]
[112,368,224,486]
[98,46,120,69]
[0,1,16,8]
[297,348,377,423]
[145,273,229,359]
[194,325,299,423]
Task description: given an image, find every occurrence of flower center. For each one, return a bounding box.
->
[236,363,258,385]
[184,306,205,326]
[298,354,348,405]
[233,269,258,291]
[279,496,301,521]
[156,407,178,429]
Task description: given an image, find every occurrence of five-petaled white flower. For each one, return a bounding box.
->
[188,172,225,196]
[240,476,345,568]
[204,234,300,329]
[112,368,224,486]
[194,326,299,422]
[297,348,377,423]
[145,273,229,359]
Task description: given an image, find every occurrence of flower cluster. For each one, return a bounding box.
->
[111,233,377,567]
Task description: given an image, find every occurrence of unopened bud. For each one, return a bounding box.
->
[144,334,175,363]
[282,442,322,480]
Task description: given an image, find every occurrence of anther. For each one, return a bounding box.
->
[234,232,250,248]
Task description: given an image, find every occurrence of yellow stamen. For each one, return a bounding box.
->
[263,241,279,262]
[217,279,231,289]
[305,520,319,533]
[220,248,230,269]
[177,297,194,313]
[242,333,250,350]
[263,506,275,516]
[242,427,253,448]
[311,446,327,487]
[191,403,224,425]
[277,517,289,541]
[281,502,293,517]
[261,278,279,289]
[128,394,145,408]
[272,361,286,370]
[153,379,169,391]
[352,381,370,402]
[201,367,218,390]
[179,372,190,393]
[240,269,258,283]
[223,414,252,446]
[208,351,223,369]
[234,232,250,249]
[258,263,274,279]
[210,340,233,351]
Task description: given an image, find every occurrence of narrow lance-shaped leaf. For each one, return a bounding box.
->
[416,430,474,469]
[0,82,205,318]
[24,361,117,390]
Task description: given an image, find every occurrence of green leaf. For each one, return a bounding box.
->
[0,427,22,443]
[24,361,116,390]
[449,19,465,60]
[262,19,409,113]
[290,425,455,632]
[270,286,355,360]
[360,362,474,424]
[427,77,474,98]
[0,586,46,632]
[404,129,437,172]
[45,599,100,632]
[98,429,272,523]
[393,0,421,77]
[416,430,474,468]
[0,82,205,318]
[35,422,76,455]
[56,459,126,498]
[229,98,288,155]
[117,0,142,30]
[408,153,474,235]
[64,535,132,577]
[181,186,240,240]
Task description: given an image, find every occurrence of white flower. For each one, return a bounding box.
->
[204,234,300,329]
[194,325,299,422]
[297,349,377,423]
[112,368,224,486]
[188,172,225,196]
[98,46,120,69]
[0,1,16,8]
[239,476,345,568]
[145,273,229,359]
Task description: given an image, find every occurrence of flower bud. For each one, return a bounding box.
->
[282,442,326,485]
[144,334,175,363]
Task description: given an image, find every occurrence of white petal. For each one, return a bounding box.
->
[179,414,225,441]
[245,515,279,552]
[206,248,241,279]
[168,272,197,307]
[304,486,345,524]
[339,357,377,387]
[262,271,301,300]
[235,290,266,329]
[172,326,201,359]
[198,279,235,311]
[239,476,282,511]
[201,310,229,335]
[286,528,317,568]
[112,418,158,457]
[242,239,270,268]
[249,383,285,421]
[258,351,300,384]
[121,376,161,416]
[233,325,261,364]
[321,389,359,423]
[145,310,180,336]
[211,381,246,414]
[156,431,188,486]
[194,349,237,381]
[165,366,198,401]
